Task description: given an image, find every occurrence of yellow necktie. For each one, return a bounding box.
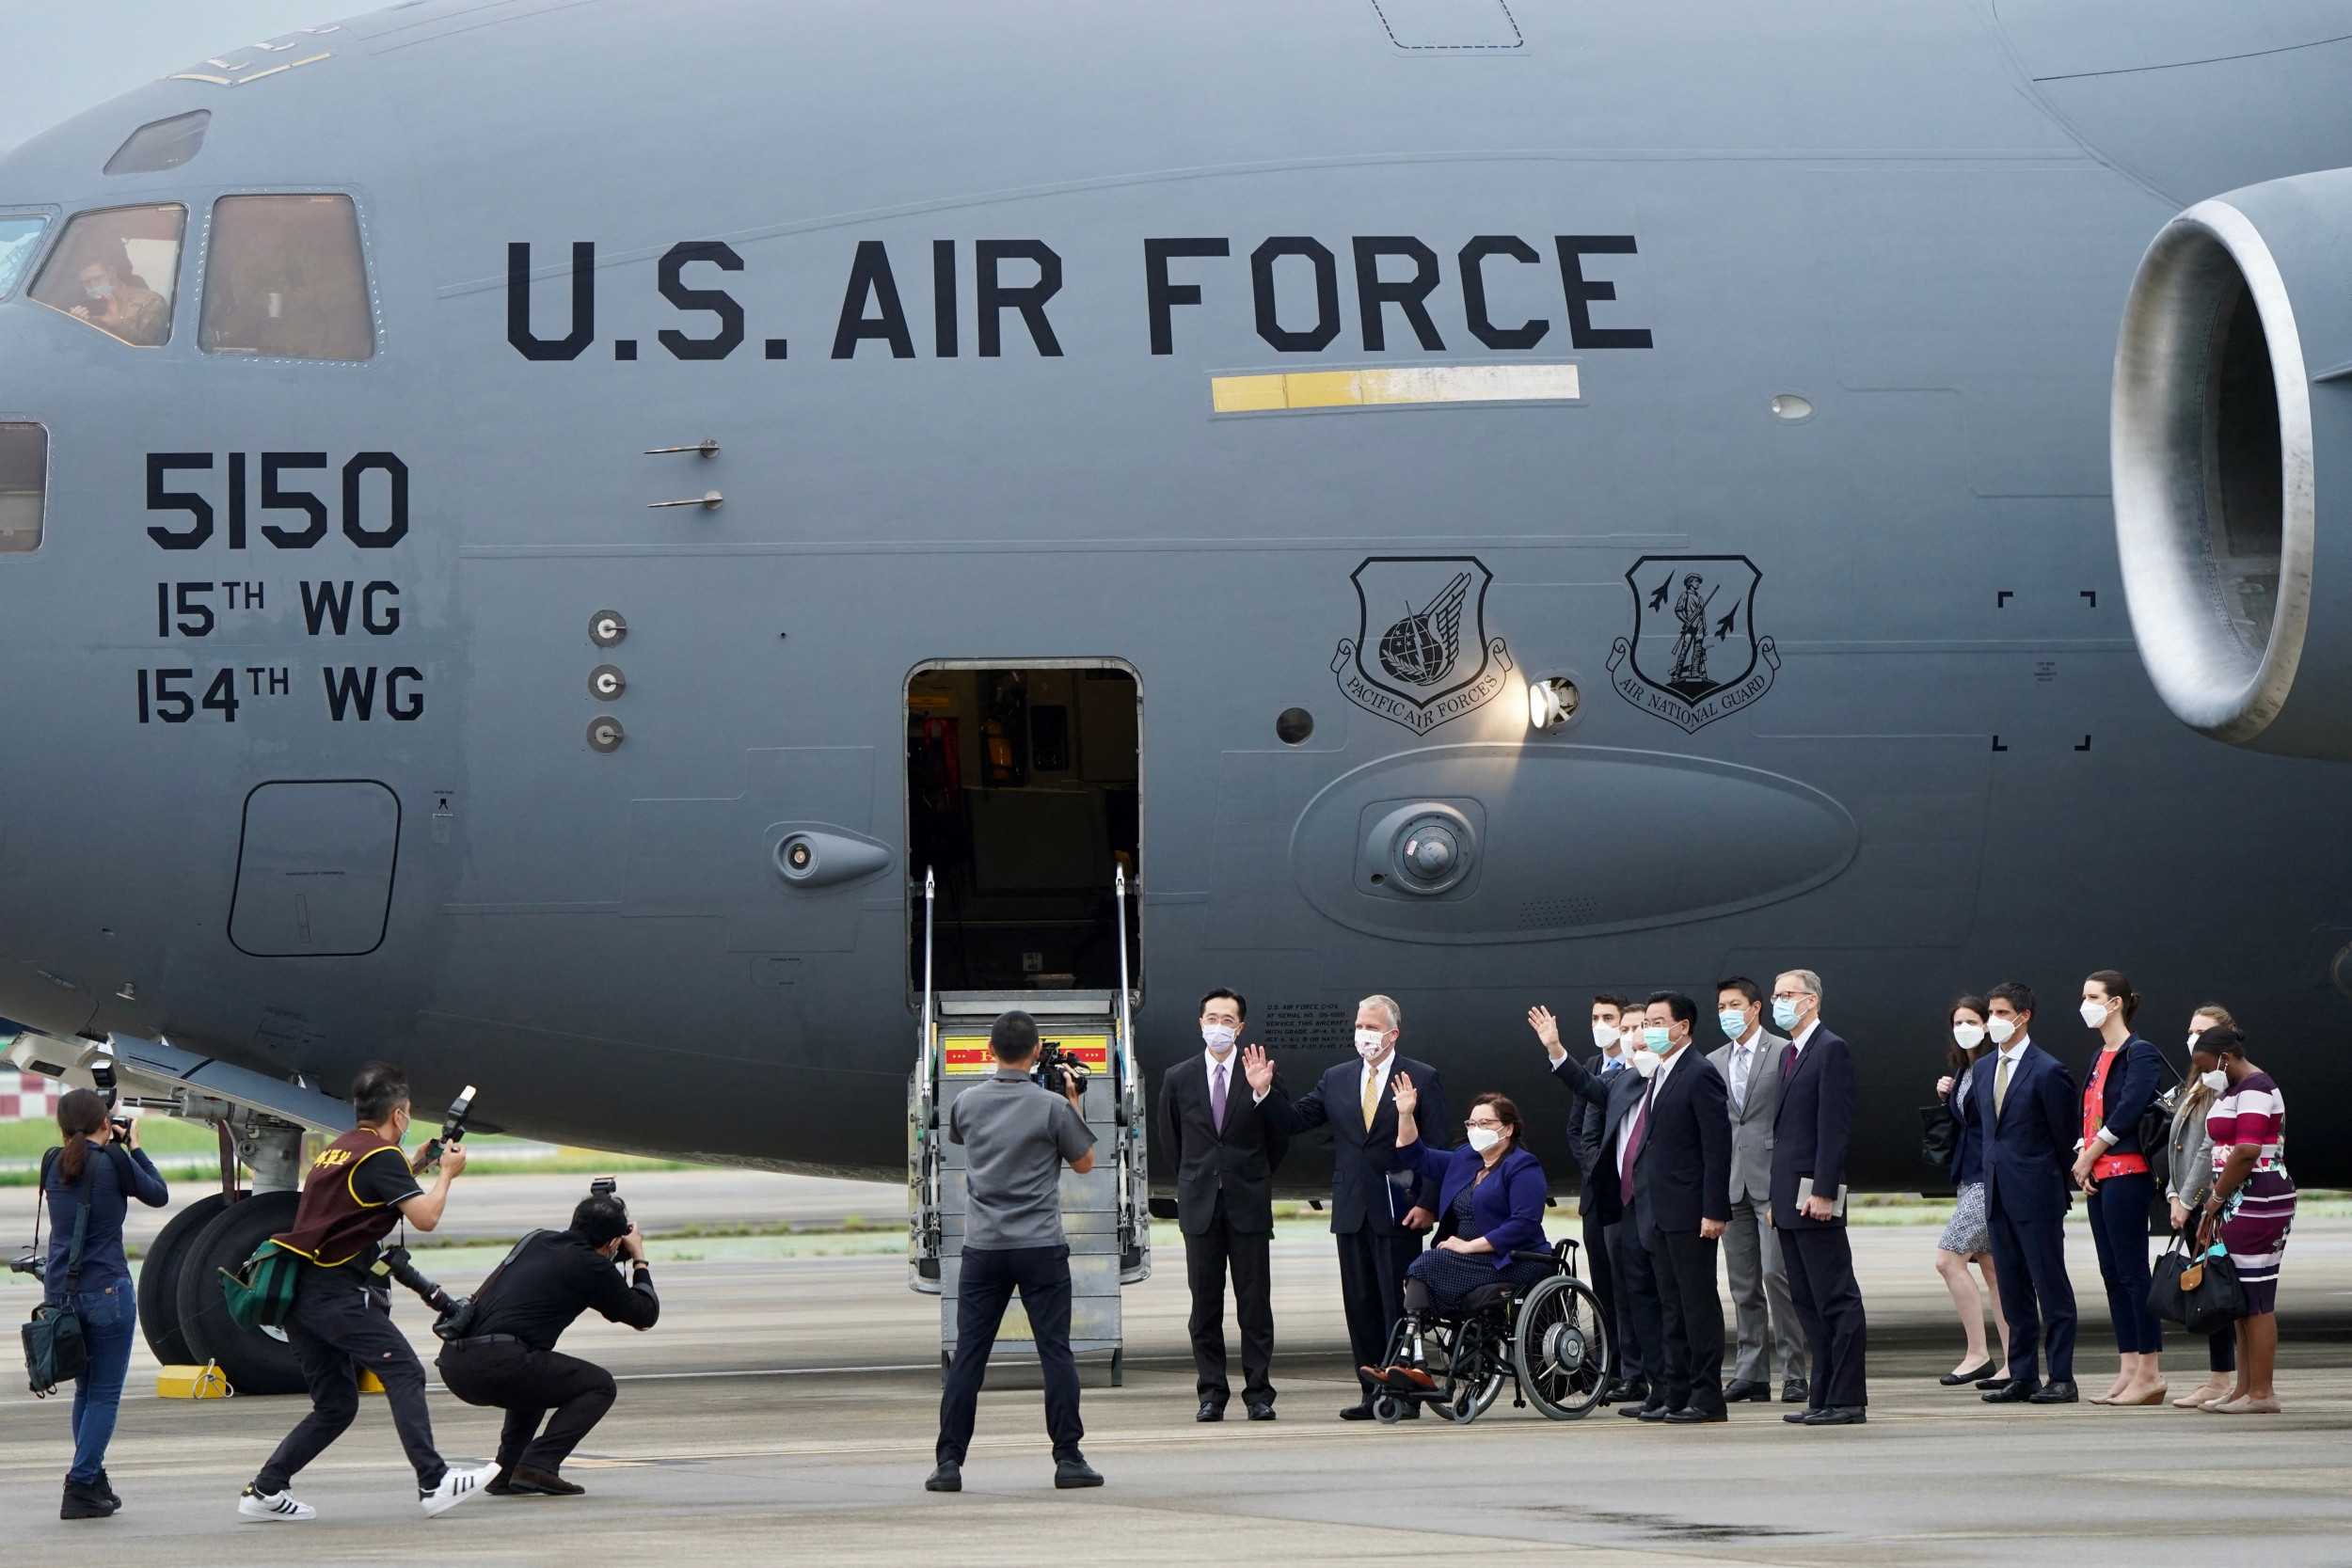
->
[1994,1054,2011,1117]
[1362,1064,1380,1127]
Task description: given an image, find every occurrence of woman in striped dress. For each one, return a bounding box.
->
[2192,1025,2293,1414]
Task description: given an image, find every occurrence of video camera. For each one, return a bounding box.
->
[411,1084,477,1174]
[1036,1040,1090,1101]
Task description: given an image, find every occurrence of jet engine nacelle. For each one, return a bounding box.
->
[2113,166,2352,758]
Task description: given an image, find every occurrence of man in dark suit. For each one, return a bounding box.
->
[1619,992,1733,1423]
[1255,993,1446,1420]
[1530,1002,1664,1413]
[1565,993,1633,1396]
[1769,968,1869,1426]
[1158,988,1286,1422]
[1973,981,2081,1404]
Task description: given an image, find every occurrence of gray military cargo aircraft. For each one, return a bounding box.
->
[1,0,2348,1388]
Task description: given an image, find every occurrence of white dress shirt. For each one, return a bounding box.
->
[1615,1040,1687,1171]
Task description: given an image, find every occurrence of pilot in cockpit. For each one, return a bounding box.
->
[69,250,169,347]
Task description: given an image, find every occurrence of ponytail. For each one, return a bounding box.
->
[55,1087,106,1184]
[2087,969,2139,1024]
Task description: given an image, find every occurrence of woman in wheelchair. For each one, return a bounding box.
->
[1371,1076,1554,1392]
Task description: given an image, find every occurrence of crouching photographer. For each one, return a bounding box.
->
[435,1187,659,1497]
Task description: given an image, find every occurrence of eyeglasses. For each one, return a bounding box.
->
[1465,1117,1504,1131]
[1771,991,1812,1004]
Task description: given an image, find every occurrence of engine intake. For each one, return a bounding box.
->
[2112,168,2352,756]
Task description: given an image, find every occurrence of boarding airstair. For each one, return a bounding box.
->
[907,867,1150,1384]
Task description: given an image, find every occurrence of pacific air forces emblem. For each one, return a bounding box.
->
[1331,556,1512,735]
[1606,554,1780,733]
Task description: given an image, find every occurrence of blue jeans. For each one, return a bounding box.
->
[69,1282,135,1483]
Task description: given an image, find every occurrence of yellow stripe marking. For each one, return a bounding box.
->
[1211,363,1580,414]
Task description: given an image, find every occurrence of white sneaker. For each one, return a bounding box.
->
[237,1485,315,1521]
[421,1462,501,1518]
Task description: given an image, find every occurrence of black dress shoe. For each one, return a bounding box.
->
[1246,1402,1276,1421]
[1055,1458,1104,1489]
[1605,1379,1649,1404]
[1806,1405,1867,1425]
[2027,1380,2080,1404]
[1782,1378,1809,1403]
[1724,1379,1772,1403]
[1783,1407,1818,1424]
[1340,1402,1375,1420]
[1976,1377,2010,1391]
[1196,1401,1224,1422]
[1981,1378,2041,1403]
[1637,1402,1674,1422]
[1940,1359,2001,1386]
[925,1462,961,1493]
[1619,1398,1666,1419]
[508,1465,585,1497]
[1663,1405,1728,1423]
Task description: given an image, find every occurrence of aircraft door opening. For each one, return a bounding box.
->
[905,663,1139,997]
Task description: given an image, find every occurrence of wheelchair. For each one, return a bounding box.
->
[1367,1238,1611,1424]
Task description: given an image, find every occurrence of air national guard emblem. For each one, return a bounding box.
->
[1607,554,1780,733]
[1332,556,1512,734]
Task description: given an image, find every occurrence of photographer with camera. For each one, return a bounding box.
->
[434,1186,659,1497]
[238,1062,499,1523]
[929,1009,1102,1494]
[29,1086,167,1520]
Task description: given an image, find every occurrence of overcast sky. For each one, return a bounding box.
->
[0,1,354,152]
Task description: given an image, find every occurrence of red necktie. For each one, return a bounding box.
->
[1617,1084,1653,1205]
[1781,1041,1799,1081]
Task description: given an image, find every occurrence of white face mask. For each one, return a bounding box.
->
[1355,1028,1389,1061]
[1591,1020,1620,1050]
[1629,1049,1661,1079]
[2079,999,2111,1029]
[1986,1015,2017,1046]
[1467,1126,1502,1154]
[1201,1023,1236,1055]
[2200,1069,2229,1094]
[1952,1022,1986,1050]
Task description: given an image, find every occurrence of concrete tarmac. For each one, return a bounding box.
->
[6,1175,2349,1563]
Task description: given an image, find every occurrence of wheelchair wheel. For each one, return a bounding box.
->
[1514,1274,1610,1419]
[1371,1392,1407,1424]
[1429,1316,1507,1424]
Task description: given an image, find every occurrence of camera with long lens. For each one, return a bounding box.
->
[89,1058,132,1140]
[377,1244,477,1340]
[1036,1040,1090,1101]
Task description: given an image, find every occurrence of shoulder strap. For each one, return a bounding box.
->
[469,1228,545,1313]
[31,1146,55,1256]
[60,1151,97,1296]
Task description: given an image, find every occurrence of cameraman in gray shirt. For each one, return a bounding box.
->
[929,1010,1101,1494]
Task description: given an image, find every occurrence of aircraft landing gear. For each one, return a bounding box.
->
[137,1121,310,1394]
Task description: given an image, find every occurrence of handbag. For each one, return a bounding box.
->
[2146,1231,2195,1325]
[2172,1240,2248,1337]
[1918,1103,1958,1170]
[21,1148,95,1398]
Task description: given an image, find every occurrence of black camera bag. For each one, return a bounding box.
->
[22,1148,94,1398]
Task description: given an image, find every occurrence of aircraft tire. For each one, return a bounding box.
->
[137,1190,239,1364]
[175,1190,306,1396]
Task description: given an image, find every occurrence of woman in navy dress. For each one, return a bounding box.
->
[1368,1073,1550,1390]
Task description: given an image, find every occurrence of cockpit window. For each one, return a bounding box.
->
[104,110,211,176]
[199,195,373,361]
[0,425,47,553]
[0,215,48,297]
[29,204,185,347]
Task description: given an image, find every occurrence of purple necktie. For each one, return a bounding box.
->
[1212,1062,1228,1132]
[1782,1041,1800,1081]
